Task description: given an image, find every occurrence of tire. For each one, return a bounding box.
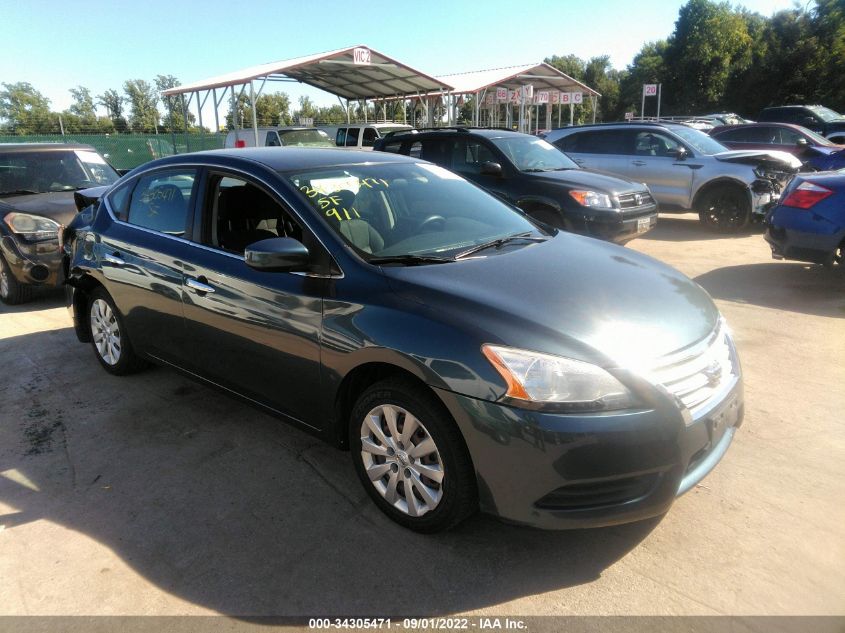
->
[86,287,147,375]
[823,241,844,270]
[0,254,34,305]
[350,378,477,533]
[698,185,751,232]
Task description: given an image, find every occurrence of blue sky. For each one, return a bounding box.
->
[2,0,796,117]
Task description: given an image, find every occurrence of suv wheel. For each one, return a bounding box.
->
[350,378,477,532]
[0,254,33,305]
[698,185,751,232]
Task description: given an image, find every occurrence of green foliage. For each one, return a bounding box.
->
[0,82,55,133]
[123,79,160,133]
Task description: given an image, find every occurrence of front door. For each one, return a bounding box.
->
[179,172,326,428]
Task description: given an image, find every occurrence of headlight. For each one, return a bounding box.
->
[3,212,60,241]
[568,190,614,209]
[482,345,637,411]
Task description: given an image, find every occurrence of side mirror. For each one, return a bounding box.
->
[672,147,689,160]
[245,237,310,272]
[795,137,809,147]
[480,161,503,176]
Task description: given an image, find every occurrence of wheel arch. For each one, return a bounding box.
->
[692,177,751,212]
[69,273,106,342]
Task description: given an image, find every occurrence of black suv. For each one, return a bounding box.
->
[758,105,845,142]
[374,128,657,244]
[0,143,120,304]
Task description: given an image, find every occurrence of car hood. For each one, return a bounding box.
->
[0,191,78,225]
[526,168,648,194]
[382,232,719,367]
[713,149,802,171]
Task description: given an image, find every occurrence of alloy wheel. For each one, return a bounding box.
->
[0,258,9,299]
[90,298,122,365]
[360,404,444,517]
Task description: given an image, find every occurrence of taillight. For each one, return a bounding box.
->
[781,181,833,209]
[235,139,246,148]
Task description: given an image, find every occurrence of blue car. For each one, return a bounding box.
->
[765,169,845,268]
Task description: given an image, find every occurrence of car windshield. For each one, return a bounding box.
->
[800,127,837,145]
[279,129,334,147]
[285,162,548,262]
[809,106,843,122]
[671,127,729,155]
[0,149,119,195]
[489,136,579,171]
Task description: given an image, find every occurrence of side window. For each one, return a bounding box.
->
[778,127,804,145]
[634,132,680,157]
[573,130,632,155]
[714,127,748,142]
[362,128,378,147]
[450,139,497,175]
[336,128,346,146]
[266,131,281,147]
[126,170,196,236]
[107,182,133,221]
[381,140,405,154]
[419,139,452,168]
[207,175,303,254]
[345,127,361,147]
[554,134,580,153]
[409,141,423,158]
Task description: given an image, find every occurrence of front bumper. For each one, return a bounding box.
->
[569,206,659,244]
[435,378,743,530]
[0,234,63,288]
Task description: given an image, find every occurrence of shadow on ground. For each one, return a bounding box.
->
[0,289,65,314]
[640,215,763,242]
[0,327,659,617]
[694,262,845,318]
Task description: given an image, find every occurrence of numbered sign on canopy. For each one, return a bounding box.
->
[572,92,583,104]
[496,87,508,102]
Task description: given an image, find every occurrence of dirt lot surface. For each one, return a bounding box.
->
[1,214,843,618]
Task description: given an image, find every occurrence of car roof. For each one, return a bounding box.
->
[549,121,690,134]
[0,142,97,153]
[145,147,419,171]
[384,127,531,141]
[712,122,807,133]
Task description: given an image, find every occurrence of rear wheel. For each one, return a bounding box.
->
[87,287,147,375]
[0,254,33,305]
[823,241,844,270]
[350,378,477,532]
[698,185,750,232]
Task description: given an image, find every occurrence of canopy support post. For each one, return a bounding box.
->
[250,81,259,146]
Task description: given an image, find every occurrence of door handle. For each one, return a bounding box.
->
[632,160,647,166]
[185,277,215,294]
[103,253,125,266]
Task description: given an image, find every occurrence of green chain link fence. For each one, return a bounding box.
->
[0,133,226,171]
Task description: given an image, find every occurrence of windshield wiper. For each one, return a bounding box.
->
[522,167,571,172]
[455,232,548,260]
[0,189,40,196]
[368,254,454,266]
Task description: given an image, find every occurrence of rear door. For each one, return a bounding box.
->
[552,129,633,176]
[178,170,327,427]
[97,168,198,363]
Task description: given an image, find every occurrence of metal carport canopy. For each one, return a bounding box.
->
[161,45,453,101]
[438,62,600,97]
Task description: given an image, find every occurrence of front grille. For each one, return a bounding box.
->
[647,325,737,415]
[618,191,654,209]
[535,473,661,510]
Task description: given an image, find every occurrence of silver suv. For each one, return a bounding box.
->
[544,122,800,231]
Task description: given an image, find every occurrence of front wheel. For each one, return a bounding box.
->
[0,254,34,305]
[350,379,477,532]
[698,185,751,232]
[87,287,148,375]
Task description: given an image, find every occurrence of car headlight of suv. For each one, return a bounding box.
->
[3,212,60,241]
[482,345,637,411]
[568,190,614,209]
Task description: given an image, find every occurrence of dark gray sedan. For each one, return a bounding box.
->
[64,148,743,532]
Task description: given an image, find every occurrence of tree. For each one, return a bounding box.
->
[662,0,752,112]
[155,74,195,132]
[123,79,160,133]
[225,92,292,129]
[0,82,55,133]
[98,89,128,132]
